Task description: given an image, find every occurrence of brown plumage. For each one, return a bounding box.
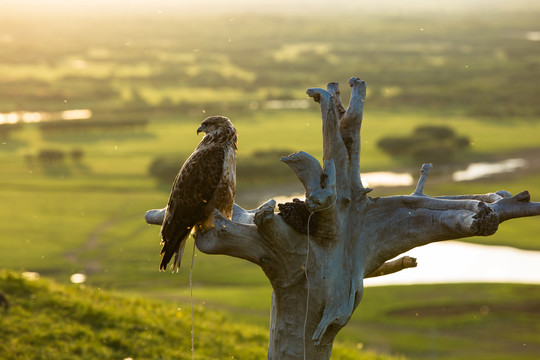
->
[159,116,237,271]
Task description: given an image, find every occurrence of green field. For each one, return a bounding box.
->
[1,270,393,360]
[1,272,538,360]
[1,2,540,359]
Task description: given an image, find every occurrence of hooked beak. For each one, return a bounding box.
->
[196,126,203,135]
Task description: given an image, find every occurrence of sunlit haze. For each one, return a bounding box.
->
[4,0,540,16]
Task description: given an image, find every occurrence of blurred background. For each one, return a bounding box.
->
[1,0,539,359]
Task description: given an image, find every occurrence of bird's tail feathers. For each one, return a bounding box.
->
[159,228,191,272]
[171,238,187,273]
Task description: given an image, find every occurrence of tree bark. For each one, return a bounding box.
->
[145,77,540,360]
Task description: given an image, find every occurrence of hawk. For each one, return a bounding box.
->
[159,116,237,271]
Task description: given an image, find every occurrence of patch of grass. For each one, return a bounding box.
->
[339,283,540,360]
[130,282,540,360]
[0,270,267,359]
[0,271,394,360]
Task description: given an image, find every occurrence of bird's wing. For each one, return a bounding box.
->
[159,143,225,270]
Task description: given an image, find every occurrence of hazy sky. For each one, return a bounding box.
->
[4,0,539,16]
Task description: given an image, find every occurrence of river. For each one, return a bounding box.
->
[357,158,528,187]
[0,109,92,124]
[364,241,540,286]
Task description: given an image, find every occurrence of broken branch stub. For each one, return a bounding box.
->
[145,77,540,360]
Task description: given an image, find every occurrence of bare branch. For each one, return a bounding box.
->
[145,208,165,225]
[145,202,263,227]
[253,200,292,243]
[363,203,499,274]
[231,203,257,224]
[339,77,367,194]
[409,163,508,203]
[435,193,504,202]
[306,87,341,163]
[281,151,323,198]
[326,82,346,118]
[433,190,514,203]
[364,256,418,278]
[194,209,267,266]
[489,191,540,222]
[306,87,350,199]
[412,163,432,196]
[377,194,490,213]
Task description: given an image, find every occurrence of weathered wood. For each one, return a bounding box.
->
[145,77,540,360]
[364,256,418,278]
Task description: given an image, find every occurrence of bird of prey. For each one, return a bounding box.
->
[159,116,237,271]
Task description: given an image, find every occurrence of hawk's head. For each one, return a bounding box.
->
[197,116,236,136]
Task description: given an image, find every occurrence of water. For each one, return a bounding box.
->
[70,273,87,284]
[0,109,92,124]
[360,159,528,187]
[364,241,540,286]
[526,31,540,42]
[362,171,414,187]
[452,158,527,181]
[22,242,540,286]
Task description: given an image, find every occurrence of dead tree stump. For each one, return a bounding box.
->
[145,77,540,359]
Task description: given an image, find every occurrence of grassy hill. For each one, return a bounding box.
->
[2,271,539,359]
[0,270,395,360]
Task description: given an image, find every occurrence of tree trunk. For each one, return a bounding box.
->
[145,77,540,359]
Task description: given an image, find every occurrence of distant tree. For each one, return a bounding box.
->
[70,148,84,162]
[0,123,22,140]
[38,149,65,163]
[148,157,179,183]
[377,125,470,163]
[24,154,35,163]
